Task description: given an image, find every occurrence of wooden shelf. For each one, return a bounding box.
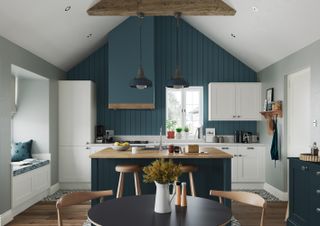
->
[260,109,283,119]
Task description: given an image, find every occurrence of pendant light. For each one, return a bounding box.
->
[129,13,152,89]
[166,13,189,89]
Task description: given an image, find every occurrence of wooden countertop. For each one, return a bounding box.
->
[90,147,232,159]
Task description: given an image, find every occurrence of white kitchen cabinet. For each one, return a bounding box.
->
[208,83,261,121]
[217,145,265,183]
[59,81,96,146]
[219,146,238,182]
[59,146,92,183]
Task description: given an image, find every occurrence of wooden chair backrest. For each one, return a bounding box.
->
[210,190,267,226]
[56,190,113,226]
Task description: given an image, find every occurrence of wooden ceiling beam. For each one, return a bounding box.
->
[87,0,236,16]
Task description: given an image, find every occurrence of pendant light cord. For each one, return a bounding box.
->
[175,13,181,78]
[138,13,143,68]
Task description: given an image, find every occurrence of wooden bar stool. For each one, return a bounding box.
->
[115,164,141,198]
[179,165,198,196]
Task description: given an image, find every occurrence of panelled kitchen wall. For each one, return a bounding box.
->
[67,16,257,135]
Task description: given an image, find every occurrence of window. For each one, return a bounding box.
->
[166,87,203,137]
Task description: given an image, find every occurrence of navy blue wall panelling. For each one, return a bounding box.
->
[67,17,257,135]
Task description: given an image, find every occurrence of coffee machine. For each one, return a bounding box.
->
[95,125,105,143]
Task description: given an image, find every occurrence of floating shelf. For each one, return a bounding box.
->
[260,109,283,119]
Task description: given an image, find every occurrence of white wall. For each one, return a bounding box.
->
[13,79,50,154]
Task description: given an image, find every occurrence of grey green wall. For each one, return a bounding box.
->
[67,17,257,135]
[0,36,64,214]
[258,38,320,192]
[13,79,50,155]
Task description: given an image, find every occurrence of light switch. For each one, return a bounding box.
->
[313,120,318,127]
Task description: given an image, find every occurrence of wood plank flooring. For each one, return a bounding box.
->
[7,201,287,226]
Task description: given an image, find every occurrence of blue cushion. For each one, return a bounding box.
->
[11,140,33,162]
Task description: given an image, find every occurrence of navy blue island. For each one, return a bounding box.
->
[90,147,232,202]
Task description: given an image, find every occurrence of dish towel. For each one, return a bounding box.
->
[270,117,279,166]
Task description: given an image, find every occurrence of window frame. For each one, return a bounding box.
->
[165,86,204,135]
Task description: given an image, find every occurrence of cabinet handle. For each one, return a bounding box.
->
[316,208,320,213]
[238,154,243,157]
[232,115,236,118]
[221,147,229,150]
[86,142,90,145]
[237,115,241,118]
[301,166,309,171]
[316,190,320,195]
[86,147,90,150]
[247,147,255,150]
[234,154,238,157]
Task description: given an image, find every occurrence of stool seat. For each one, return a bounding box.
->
[115,164,140,173]
[180,165,198,173]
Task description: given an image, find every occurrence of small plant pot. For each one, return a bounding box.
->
[167,131,175,139]
[175,132,182,139]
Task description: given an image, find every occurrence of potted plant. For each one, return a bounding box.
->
[143,159,181,213]
[184,126,189,139]
[175,127,183,139]
[166,120,176,139]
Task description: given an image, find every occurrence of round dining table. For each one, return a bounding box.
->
[88,195,232,226]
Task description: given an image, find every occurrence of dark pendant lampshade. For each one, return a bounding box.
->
[130,66,152,89]
[130,13,152,89]
[166,13,189,89]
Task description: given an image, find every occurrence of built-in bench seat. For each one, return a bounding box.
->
[11,159,50,176]
[11,157,51,217]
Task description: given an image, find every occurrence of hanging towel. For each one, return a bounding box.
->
[270,117,279,166]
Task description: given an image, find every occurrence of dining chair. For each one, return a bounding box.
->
[210,190,267,226]
[56,190,113,226]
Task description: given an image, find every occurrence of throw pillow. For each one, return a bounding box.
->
[11,140,33,162]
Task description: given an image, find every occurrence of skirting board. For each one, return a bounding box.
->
[50,183,60,195]
[232,183,264,190]
[264,183,288,201]
[59,182,91,190]
[0,209,13,226]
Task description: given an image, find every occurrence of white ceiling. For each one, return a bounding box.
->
[1,0,320,72]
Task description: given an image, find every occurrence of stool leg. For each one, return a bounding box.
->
[189,172,196,197]
[116,172,125,198]
[134,172,142,196]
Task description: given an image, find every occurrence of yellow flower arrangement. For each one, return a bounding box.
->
[143,159,182,184]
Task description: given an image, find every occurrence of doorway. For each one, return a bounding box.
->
[287,68,311,157]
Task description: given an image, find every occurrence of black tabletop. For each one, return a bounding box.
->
[88,195,232,226]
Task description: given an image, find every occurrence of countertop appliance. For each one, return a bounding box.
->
[205,128,216,143]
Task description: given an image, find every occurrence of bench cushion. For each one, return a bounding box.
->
[12,159,50,176]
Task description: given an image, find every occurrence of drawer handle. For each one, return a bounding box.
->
[238,154,243,157]
[221,147,229,150]
[316,190,320,195]
[86,147,90,150]
[316,208,320,213]
[301,166,309,171]
[234,154,238,157]
[247,147,255,150]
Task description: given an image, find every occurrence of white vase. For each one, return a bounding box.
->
[154,182,175,214]
[175,132,182,139]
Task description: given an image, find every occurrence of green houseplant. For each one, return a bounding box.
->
[165,120,176,139]
[143,159,182,213]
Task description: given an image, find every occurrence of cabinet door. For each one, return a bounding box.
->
[236,83,261,120]
[289,159,310,226]
[218,146,238,182]
[59,146,92,183]
[237,146,265,182]
[309,167,320,225]
[59,81,95,146]
[208,83,236,120]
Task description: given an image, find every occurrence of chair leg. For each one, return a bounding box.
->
[116,172,125,198]
[285,202,289,222]
[134,172,142,196]
[189,172,196,197]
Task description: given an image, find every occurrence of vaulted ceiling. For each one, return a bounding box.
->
[1,0,320,72]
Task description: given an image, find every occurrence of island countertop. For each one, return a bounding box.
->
[90,147,232,159]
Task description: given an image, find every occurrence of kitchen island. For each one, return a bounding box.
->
[90,147,232,203]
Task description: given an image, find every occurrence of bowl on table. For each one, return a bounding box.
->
[111,145,130,151]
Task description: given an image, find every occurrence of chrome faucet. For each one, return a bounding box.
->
[159,127,163,151]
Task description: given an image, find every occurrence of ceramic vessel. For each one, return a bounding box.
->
[154,182,175,214]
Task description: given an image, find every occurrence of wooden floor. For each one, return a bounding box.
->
[7,201,287,226]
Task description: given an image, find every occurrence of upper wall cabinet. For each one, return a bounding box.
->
[108,17,155,109]
[208,83,261,121]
